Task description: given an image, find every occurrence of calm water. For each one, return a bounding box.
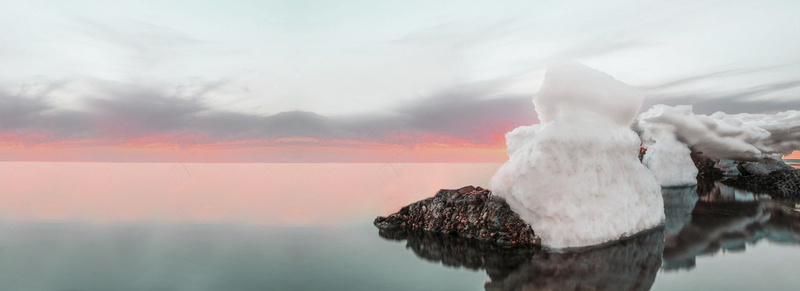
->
[0,162,798,290]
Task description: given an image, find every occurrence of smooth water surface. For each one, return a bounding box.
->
[0,162,799,290]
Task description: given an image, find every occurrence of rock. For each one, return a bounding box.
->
[691,152,722,180]
[738,157,794,176]
[374,186,540,247]
[722,169,800,200]
[715,159,741,176]
[638,147,647,162]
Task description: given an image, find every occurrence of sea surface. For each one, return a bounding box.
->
[0,162,798,290]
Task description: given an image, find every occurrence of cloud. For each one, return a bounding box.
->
[642,79,800,114]
[393,80,536,144]
[0,83,90,143]
[6,71,798,151]
[555,34,652,60]
[0,77,535,148]
[69,16,208,68]
[641,64,796,91]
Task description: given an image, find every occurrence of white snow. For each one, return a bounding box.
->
[489,62,664,249]
[636,104,800,183]
[642,137,698,187]
[637,106,698,186]
[636,105,800,161]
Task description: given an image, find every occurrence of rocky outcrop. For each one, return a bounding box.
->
[691,152,722,180]
[374,186,540,247]
[722,169,800,200]
[715,159,741,176]
[738,157,795,176]
[688,152,799,199]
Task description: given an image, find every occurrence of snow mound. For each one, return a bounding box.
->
[490,62,664,249]
[637,106,698,186]
[642,137,698,187]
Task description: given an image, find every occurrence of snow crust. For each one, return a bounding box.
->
[490,62,664,249]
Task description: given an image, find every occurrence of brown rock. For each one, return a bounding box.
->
[374,186,539,247]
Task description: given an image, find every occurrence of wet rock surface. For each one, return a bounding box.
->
[722,169,800,200]
[374,186,540,247]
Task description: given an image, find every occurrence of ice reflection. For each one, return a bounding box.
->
[485,230,663,291]
[661,186,698,237]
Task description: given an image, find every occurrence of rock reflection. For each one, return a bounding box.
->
[379,227,664,290]
[378,229,538,282]
[662,183,800,271]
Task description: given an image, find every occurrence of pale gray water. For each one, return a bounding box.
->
[0,163,798,290]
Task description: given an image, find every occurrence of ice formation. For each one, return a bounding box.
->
[489,62,664,249]
[636,105,800,161]
[641,138,698,186]
[637,106,698,187]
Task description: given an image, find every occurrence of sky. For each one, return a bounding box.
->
[1,0,799,162]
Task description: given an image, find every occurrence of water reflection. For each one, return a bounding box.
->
[663,181,800,271]
[378,181,800,290]
[486,230,663,291]
[380,225,664,290]
[662,186,698,238]
[378,229,538,282]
